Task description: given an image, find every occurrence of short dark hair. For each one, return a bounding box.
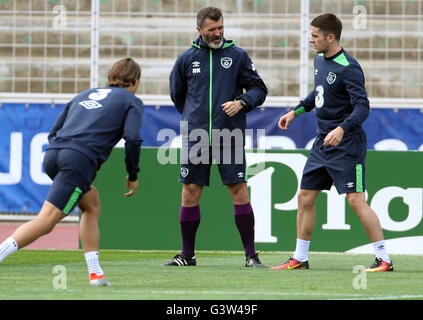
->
[107,57,141,88]
[311,13,342,41]
[196,7,223,29]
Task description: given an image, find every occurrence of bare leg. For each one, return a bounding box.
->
[347,192,392,267]
[347,192,384,242]
[296,189,320,241]
[78,186,101,253]
[78,186,110,285]
[10,201,65,249]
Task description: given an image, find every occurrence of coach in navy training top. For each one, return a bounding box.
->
[163,7,268,268]
[170,32,267,137]
[270,14,393,272]
[0,58,144,286]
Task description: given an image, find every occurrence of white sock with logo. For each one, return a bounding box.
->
[372,240,391,263]
[293,238,310,262]
[84,251,104,276]
[0,237,19,263]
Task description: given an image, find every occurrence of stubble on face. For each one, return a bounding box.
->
[310,26,329,55]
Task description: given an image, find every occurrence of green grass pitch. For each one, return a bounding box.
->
[1,249,423,300]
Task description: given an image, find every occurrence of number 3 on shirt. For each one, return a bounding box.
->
[89,88,112,101]
[315,85,324,108]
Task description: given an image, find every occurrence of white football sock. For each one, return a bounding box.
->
[293,238,310,262]
[372,240,391,263]
[0,237,18,263]
[84,251,104,276]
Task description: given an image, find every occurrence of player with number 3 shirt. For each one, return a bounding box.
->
[0,58,144,285]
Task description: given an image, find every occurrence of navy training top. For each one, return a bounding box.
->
[169,37,267,144]
[294,48,370,136]
[47,86,143,181]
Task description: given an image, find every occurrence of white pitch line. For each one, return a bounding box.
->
[339,294,423,300]
[151,290,362,298]
[151,290,423,300]
[11,288,423,299]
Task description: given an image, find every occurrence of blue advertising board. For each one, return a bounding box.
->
[0,102,422,213]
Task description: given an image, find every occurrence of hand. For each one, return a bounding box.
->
[323,126,345,146]
[124,177,139,197]
[278,110,296,130]
[89,185,99,197]
[221,100,243,117]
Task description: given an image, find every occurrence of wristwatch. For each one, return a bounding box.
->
[239,99,247,108]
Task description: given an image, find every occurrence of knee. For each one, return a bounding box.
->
[347,193,365,212]
[80,199,101,217]
[88,201,101,216]
[229,183,249,204]
[297,190,316,209]
[347,196,358,210]
[182,184,202,206]
[34,202,65,235]
[34,215,57,235]
[86,202,101,217]
[232,189,249,204]
[37,220,54,235]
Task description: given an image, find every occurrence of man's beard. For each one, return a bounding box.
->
[206,35,223,49]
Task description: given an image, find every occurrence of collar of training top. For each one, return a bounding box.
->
[191,36,236,50]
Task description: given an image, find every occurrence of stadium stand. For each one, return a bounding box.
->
[0,0,422,99]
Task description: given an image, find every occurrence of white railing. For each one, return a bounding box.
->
[1,93,423,110]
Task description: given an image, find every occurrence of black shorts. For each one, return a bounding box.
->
[179,145,246,186]
[301,131,367,194]
[43,148,98,215]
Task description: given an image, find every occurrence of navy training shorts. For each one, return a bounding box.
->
[300,131,367,194]
[43,148,98,215]
[179,144,246,186]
